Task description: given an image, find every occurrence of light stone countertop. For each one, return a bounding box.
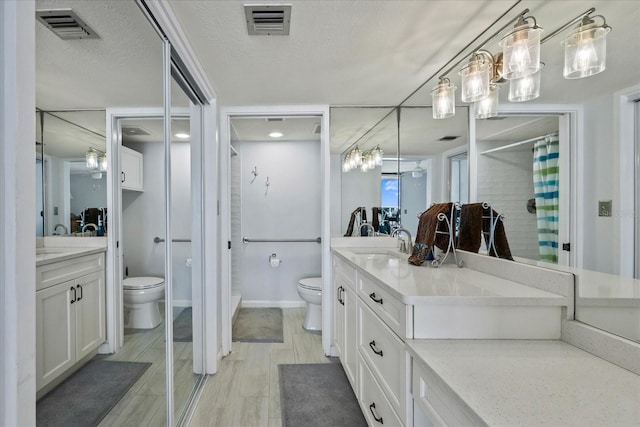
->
[406,339,640,427]
[332,247,567,306]
[36,245,106,266]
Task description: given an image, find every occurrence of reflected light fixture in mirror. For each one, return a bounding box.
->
[475,83,500,119]
[508,62,544,102]
[85,147,99,169]
[562,13,611,79]
[98,152,107,172]
[431,78,456,119]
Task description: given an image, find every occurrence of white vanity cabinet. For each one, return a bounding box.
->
[36,252,106,391]
[121,145,144,191]
[333,255,358,389]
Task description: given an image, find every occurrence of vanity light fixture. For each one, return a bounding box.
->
[85,148,99,169]
[431,77,456,119]
[459,53,493,103]
[342,144,383,173]
[475,83,500,118]
[561,13,611,79]
[499,14,543,80]
[98,153,107,172]
[508,62,544,102]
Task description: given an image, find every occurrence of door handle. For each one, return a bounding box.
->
[70,286,76,304]
[121,171,126,183]
[76,284,83,301]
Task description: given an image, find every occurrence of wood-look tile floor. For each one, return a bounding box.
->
[188,308,331,427]
[98,308,199,427]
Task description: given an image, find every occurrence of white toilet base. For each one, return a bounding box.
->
[125,301,162,329]
[302,302,322,333]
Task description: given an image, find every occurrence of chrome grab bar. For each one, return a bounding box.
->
[153,237,191,243]
[242,237,321,244]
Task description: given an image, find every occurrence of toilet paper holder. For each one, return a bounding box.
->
[268,253,283,266]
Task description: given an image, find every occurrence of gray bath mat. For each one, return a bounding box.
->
[36,359,151,427]
[232,307,283,343]
[173,307,192,342]
[279,363,366,427]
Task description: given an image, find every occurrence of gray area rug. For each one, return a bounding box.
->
[173,307,192,342]
[232,307,284,343]
[36,359,151,427]
[279,363,367,427]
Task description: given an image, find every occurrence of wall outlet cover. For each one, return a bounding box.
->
[598,200,612,217]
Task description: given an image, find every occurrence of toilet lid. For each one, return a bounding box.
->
[123,276,165,290]
[299,277,322,291]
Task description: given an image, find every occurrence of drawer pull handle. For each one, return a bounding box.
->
[369,292,383,305]
[76,284,83,301]
[70,286,76,304]
[369,340,383,357]
[337,286,344,305]
[369,402,383,424]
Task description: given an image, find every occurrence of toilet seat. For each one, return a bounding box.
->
[123,276,164,290]
[298,277,322,291]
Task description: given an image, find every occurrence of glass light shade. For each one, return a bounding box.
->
[431,80,456,119]
[352,147,362,167]
[342,160,350,172]
[372,146,383,166]
[85,148,98,169]
[475,84,500,119]
[500,25,543,79]
[562,23,610,79]
[508,62,544,102]
[98,154,107,172]
[459,59,491,102]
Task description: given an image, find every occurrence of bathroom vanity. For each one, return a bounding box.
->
[331,239,640,426]
[35,243,107,396]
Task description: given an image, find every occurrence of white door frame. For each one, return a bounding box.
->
[220,105,331,356]
[470,103,583,268]
[615,84,640,277]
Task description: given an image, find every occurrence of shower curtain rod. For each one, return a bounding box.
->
[479,131,558,156]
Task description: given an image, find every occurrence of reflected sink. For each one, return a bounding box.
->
[36,247,74,255]
[349,248,402,260]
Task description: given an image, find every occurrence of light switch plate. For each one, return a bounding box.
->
[598,200,612,217]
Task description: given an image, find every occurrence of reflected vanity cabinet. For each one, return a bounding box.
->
[121,145,144,191]
[35,252,106,392]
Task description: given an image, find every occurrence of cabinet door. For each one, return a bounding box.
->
[36,280,76,390]
[334,284,345,359]
[75,271,106,359]
[121,145,144,191]
[343,284,358,387]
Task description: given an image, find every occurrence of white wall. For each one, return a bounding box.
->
[70,173,107,216]
[122,141,192,305]
[330,154,342,236]
[236,140,321,305]
[0,1,35,424]
[340,164,381,234]
[477,140,539,260]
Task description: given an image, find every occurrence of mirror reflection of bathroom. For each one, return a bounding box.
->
[476,115,561,263]
[229,116,323,336]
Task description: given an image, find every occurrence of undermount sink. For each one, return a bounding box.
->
[349,248,403,259]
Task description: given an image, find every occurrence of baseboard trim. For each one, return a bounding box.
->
[241,300,305,308]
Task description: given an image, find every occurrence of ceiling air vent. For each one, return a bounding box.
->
[438,136,460,141]
[244,5,291,36]
[122,126,150,137]
[36,9,99,40]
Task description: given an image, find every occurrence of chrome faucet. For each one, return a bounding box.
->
[360,223,375,237]
[53,224,68,235]
[392,227,413,253]
[82,223,97,236]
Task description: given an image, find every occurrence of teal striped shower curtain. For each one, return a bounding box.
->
[533,135,559,263]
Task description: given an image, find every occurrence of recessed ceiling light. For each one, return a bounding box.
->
[175,133,190,139]
[269,132,283,138]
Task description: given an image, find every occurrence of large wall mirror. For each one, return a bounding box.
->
[37,110,106,237]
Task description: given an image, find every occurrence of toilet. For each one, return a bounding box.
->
[123,276,165,329]
[297,277,322,333]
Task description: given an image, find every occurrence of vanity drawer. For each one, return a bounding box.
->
[358,301,407,424]
[412,357,477,426]
[37,253,105,291]
[358,273,409,338]
[333,255,356,290]
[359,353,404,427]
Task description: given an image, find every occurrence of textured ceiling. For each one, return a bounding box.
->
[36,0,640,159]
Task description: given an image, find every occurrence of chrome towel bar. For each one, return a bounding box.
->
[242,237,321,244]
[154,237,191,243]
